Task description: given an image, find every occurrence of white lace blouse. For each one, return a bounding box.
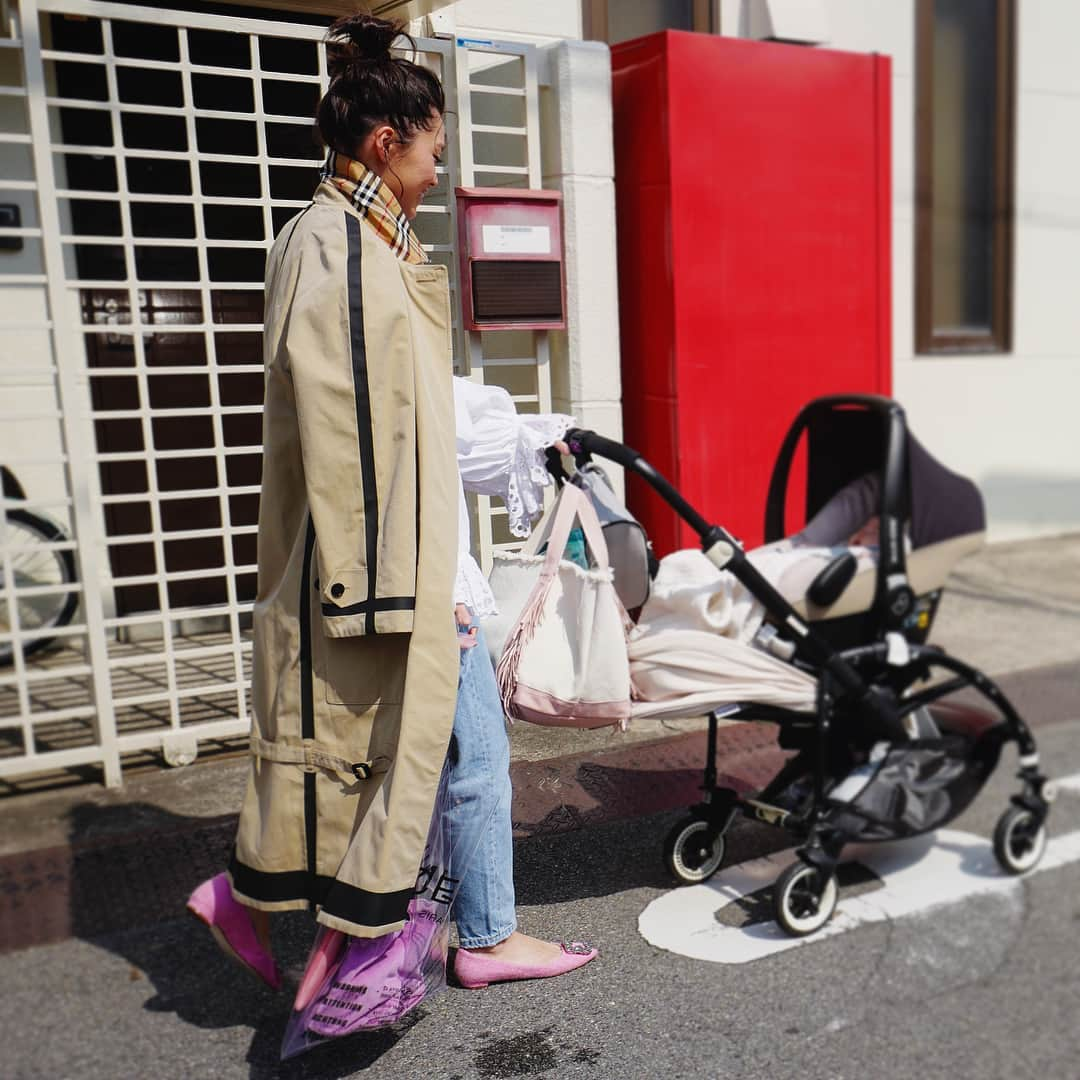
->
[453,376,573,618]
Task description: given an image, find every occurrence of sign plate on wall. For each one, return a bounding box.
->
[482,224,551,255]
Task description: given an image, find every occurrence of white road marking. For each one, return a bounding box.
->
[639,826,1080,965]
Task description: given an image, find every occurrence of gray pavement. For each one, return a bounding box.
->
[931,532,1080,676]
[5,717,1080,1080]
[2,533,1079,1079]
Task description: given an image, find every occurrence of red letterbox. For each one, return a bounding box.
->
[455,187,566,331]
[612,33,892,554]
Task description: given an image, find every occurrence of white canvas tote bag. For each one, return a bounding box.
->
[486,484,631,729]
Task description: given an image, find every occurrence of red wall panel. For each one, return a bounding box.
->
[612,33,891,553]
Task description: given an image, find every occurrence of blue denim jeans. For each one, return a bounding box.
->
[447,624,517,948]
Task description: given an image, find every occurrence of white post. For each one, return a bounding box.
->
[538,39,624,495]
[22,0,122,785]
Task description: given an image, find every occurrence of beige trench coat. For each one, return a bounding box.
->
[227,182,459,937]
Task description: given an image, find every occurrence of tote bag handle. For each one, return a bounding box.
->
[521,492,561,557]
[533,484,610,581]
[521,483,610,568]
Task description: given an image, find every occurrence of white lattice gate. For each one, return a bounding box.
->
[0,0,548,786]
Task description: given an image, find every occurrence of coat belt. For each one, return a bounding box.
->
[249,735,390,782]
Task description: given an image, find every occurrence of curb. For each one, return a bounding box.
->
[1,658,1075,955]
[0,721,782,955]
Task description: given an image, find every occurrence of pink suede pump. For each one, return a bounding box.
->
[186,872,282,991]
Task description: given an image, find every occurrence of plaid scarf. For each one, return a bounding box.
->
[321,151,428,265]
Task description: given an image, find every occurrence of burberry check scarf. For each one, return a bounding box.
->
[321,151,428,265]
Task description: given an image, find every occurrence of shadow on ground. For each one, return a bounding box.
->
[63,794,742,1076]
[60,800,421,1076]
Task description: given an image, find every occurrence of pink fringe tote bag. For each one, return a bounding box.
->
[490,483,631,729]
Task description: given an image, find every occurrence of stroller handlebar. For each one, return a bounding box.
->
[564,428,640,470]
[564,428,714,538]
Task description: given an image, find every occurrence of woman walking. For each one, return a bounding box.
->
[187,13,596,994]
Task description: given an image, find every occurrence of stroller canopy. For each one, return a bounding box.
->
[769,397,986,550]
[905,436,985,548]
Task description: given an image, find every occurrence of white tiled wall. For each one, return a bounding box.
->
[783,0,1080,539]
[439,0,1080,538]
[452,0,582,47]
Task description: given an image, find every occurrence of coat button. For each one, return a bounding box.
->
[330,582,345,599]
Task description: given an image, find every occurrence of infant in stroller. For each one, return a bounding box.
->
[563,394,1055,937]
[627,470,892,719]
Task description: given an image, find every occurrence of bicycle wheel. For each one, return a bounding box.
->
[0,508,79,666]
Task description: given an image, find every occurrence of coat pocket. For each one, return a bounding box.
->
[322,632,409,706]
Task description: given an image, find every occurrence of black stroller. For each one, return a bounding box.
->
[564,394,1055,937]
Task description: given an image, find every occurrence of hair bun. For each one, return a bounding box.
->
[326,13,404,79]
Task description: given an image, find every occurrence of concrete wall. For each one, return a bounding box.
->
[718,0,1080,541]
[436,0,1080,541]
[446,0,582,48]
[538,39,622,485]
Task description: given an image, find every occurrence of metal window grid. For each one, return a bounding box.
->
[0,0,550,787]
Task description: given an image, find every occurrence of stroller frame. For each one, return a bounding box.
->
[565,395,1056,936]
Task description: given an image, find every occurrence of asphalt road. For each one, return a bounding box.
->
[5,702,1080,1080]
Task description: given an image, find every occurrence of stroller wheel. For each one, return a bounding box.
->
[664,814,726,884]
[993,806,1047,875]
[773,861,838,937]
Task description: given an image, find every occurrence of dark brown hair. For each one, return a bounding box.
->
[316,13,445,156]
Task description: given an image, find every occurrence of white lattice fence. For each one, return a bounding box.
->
[0,0,548,786]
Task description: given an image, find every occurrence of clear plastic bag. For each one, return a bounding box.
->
[281,760,484,1059]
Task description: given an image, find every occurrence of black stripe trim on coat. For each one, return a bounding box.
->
[321,880,414,930]
[229,853,414,929]
[228,853,336,907]
[299,516,317,892]
[321,596,415,618]
[279,202,313,256]
[344,214,381,635]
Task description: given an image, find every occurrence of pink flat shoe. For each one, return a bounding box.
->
[294,927,346,1011]
[453,941,598,990]
[186,873,282,991]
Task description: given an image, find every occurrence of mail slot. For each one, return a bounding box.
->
[456,187,566,330]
